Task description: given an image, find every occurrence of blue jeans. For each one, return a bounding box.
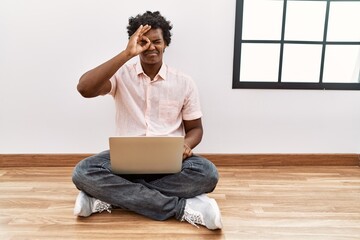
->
[72,150,219,221]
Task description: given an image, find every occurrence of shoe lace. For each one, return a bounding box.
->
[181,206,204,228]
[94,200,112,214]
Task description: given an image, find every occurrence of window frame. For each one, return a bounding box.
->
[232,0,360,90]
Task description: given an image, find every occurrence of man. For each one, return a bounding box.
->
[72,11,222,230]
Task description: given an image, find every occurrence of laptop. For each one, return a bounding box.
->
[109,136,184,174]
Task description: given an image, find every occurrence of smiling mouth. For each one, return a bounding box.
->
[145,51,158,56]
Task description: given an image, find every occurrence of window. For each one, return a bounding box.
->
[232,0,360,90]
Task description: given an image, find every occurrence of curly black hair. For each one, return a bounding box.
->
[127,11,173,46]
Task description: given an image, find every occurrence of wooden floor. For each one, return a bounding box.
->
[1,166,360,240]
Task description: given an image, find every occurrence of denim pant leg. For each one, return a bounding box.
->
[136,155,219,199]
[72,150,185,221]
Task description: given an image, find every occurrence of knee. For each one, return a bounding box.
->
[72,160,86,187]
[72,156,93,188]
[72,151,110,188]
[191,155,219,191]
[205,160,219,191]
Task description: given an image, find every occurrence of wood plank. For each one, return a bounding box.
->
[0,166,359,239]
[0,153,359,167]
[0,154,90,167]
[205,154,360,166]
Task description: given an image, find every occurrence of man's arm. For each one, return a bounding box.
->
[77,25,152,98]
[183,118,203,160]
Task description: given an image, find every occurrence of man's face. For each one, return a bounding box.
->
[139,28,167,66]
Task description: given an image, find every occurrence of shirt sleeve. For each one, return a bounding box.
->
[107,74,117,97]
[182,78,203,120]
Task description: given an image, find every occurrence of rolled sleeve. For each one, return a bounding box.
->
[182,78,203,121]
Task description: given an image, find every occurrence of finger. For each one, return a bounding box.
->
[138,25,151,40]
[129,26,144,45]
[183,151,191,160]
[139,36,151,50]
[183,145,193,160]
[134,25,145,36]
[141,24,151,34]
[183,151,193,160]
[137,24,150,34]
[182,149,187,159]
[187,149,193,157]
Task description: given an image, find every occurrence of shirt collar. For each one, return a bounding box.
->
[136,62,167,81]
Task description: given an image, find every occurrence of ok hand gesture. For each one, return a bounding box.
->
[125,25,152,58]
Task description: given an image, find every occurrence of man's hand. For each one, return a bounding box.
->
[125,25,152,58]
[183,143,193,160]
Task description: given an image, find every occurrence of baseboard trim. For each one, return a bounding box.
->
[0,153,359,167]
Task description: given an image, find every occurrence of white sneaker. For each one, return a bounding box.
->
[181,194,223,230]
[74,191,112,217]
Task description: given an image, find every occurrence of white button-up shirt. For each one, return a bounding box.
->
[108,62,202,136]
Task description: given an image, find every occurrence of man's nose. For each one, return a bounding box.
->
[148,43,156,50]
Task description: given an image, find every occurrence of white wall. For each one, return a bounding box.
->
[1,0,360,154]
